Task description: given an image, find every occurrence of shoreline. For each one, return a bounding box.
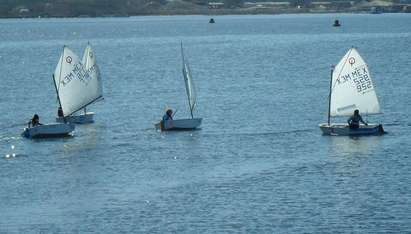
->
[0,10,410,19]
[2,4,411,19]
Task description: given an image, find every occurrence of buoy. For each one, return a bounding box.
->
[333,19,341,27]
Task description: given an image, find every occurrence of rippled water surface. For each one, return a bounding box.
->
[1,14,411,233]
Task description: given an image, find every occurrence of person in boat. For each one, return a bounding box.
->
[57,107,64,117]
[29,114,42,127]
[162,109,173,129]
[347,109,368,129]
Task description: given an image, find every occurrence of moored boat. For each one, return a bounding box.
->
[333,19,341,27]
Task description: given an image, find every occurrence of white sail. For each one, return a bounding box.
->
[53,46,99,117]
[82,43,103,101]
[181,43,197,117]
[330,48,381,117]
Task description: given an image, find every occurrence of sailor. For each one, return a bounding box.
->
[57,107,64,117]
[162,109,173,129]
[30,114,42,127]
[347,109,367,129]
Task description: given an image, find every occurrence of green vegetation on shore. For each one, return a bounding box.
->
[0,0,410,18]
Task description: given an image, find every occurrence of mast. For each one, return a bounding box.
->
[54,46,66,122]
[181,42,194,119]
[83,43,90,113]
[327,66,334,126]
[52,74,63,116]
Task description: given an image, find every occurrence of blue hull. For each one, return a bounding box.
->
[319,123,384,136]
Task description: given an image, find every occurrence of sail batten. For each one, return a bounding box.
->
[330,48,381,117]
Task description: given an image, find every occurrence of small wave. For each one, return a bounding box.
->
[0,122,27,131]
[142,127,157,132]
[0,135,22,142]
[201,128,316,138]
[383,122,402,127]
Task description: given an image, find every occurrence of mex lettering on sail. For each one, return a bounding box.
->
[72,63,92,85]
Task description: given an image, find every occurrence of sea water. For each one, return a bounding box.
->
[0,14,410,233]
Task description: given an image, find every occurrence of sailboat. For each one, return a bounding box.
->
[22,47,81,138]
[155,43,202,131]
[56,43,102,124]
[319,47,384,136]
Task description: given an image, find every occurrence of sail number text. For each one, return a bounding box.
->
[61,63,96,87]
[336,66,373,94]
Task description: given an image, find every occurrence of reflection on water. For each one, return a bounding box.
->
[61,123,106,156]
[327,135,383,157]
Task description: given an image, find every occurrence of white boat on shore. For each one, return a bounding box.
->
[156,43,202,131]
[319,47,384,136]
[56,43,103,124]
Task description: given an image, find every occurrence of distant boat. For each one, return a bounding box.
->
[333,19,341,27]
[56,44,103,124]
[155,43,202,131]
[209,18,215,24]
[370,7,383,14]
[319,47,384,136]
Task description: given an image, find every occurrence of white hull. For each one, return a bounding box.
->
[22,123,75,139]
[155,118,202,131]
[319,123,384,136]
[56,112,94,124]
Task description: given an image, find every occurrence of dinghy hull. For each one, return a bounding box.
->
[155,118,202,131]
[56,112,94,124]
[22,123,75,139]
[319,123,384,136]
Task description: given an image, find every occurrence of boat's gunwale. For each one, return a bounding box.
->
[319,123,385,136]
[155,118,202,131]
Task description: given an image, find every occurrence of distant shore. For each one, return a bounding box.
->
[1,0,410,19]
[1,10,410,19]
